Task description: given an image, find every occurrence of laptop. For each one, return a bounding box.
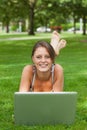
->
[14,92,77,125]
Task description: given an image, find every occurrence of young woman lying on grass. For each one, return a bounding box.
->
[19,31,66,92]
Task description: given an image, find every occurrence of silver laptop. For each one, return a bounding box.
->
[14,92,77,125]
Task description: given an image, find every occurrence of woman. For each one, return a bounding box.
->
[19,31,66,92]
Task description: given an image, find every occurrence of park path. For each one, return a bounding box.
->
[0,36,51,41]
[0,33,51,41]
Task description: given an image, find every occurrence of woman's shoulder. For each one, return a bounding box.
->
[54,64,63,76]
[54,64,63,71]
[22,65,34,73]
[54,64,64,79]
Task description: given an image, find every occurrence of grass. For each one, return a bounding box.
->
[0,32,87,130]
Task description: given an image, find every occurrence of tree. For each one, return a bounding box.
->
[0,0,15,33]
[72,0,87,35]
[0,0,87,35]
[0,0,26,33]
[21,0,37,35]
[60,0,87,35]
[35,0,68,30]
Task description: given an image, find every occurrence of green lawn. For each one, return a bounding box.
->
[0,32,87,130]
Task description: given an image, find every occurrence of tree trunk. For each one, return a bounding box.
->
[28,7,35,35]
[6,21,9,33]
[82,15,86,35]
[27,0,37,35]
[73,15,76,34]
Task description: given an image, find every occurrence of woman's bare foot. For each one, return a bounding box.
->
[50,31,66,55]
[56,39,66,55]
[50,31,60,53]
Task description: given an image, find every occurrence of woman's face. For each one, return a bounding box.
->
[32,47,53,72]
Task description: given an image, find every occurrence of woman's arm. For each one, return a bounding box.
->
[19,65,33,92]
[53,64,64,92]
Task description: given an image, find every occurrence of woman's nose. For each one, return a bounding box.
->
[41,57,46,62]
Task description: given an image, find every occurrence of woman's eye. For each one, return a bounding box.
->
[36,56,41,59]
[45,55,50,58]
[35,55,50,59]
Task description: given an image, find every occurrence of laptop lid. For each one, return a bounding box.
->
[14,92,77,125]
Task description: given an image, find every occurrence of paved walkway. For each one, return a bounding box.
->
[0,36,51,41]
[0,32,51,41]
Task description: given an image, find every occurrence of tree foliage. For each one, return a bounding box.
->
[0,0,87,35]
